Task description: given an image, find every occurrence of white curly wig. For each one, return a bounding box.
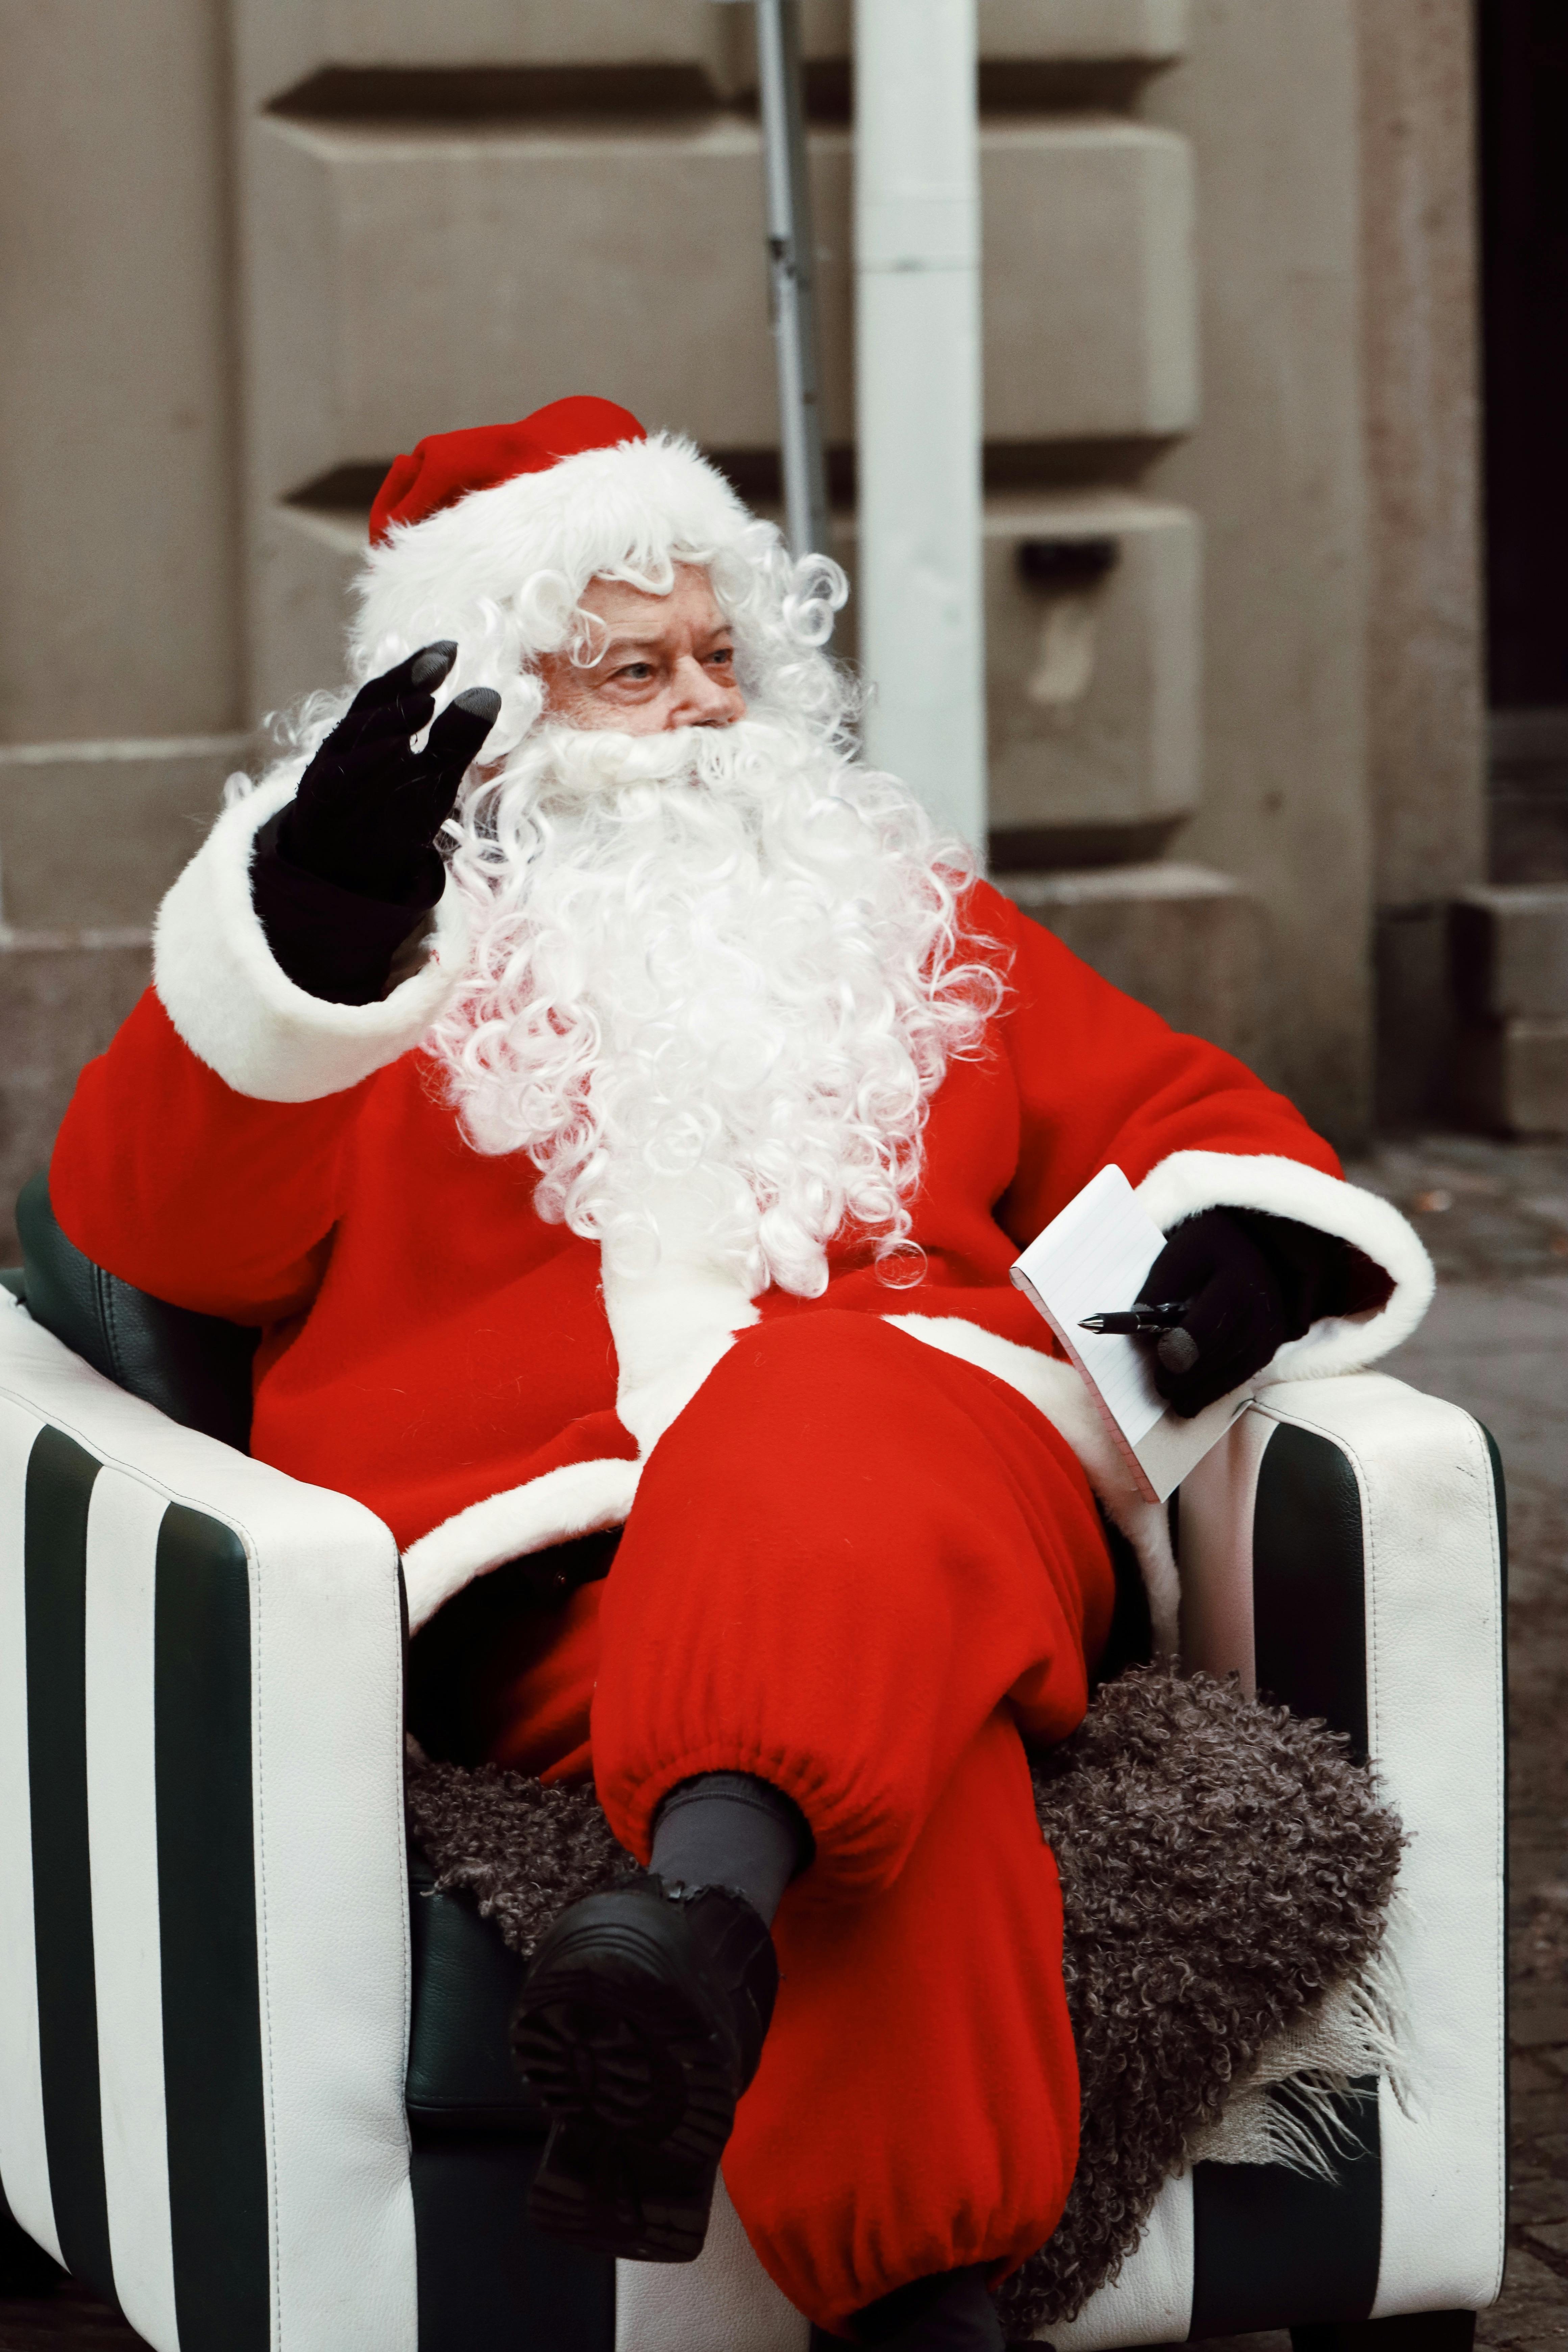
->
[261,430,1006,1300]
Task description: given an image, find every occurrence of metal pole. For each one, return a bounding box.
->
[754,0,831,562]
[853,0,986,852]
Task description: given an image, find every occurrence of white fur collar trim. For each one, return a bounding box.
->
[599,1186,762,1457]
[882,1312,1182,1653]
[400,1454,642,1632]
[152,774,472,1103]
[1133,1150,1434,1379]
[407,1199,760,1632]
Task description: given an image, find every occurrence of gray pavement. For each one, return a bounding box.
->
[2,1137,1565,2350]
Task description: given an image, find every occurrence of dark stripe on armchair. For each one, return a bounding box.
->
[1251,1421,1370,1762]
[24,1428,116,2307]
[155,1505,270,2352]
[0,2172,63,2294]
[1190,2083,1382,2336]
[1189,1420,1381,2339]
[411,2141,616,2352]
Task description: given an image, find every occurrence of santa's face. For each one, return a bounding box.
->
[536,564,746,735]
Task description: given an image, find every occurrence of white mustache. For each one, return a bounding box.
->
[488,715,806,810]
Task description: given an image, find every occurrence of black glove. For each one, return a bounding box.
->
[280,641,498,902]
[1141,1206,1367,1418]
[252,643,499,1005]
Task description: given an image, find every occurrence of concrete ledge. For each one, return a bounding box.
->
[0,735,248,929]
[0,929,152,1261]
[1453,1014,1568,1138]
[248,112,1196,493]
[976,0,1187,59]
[999,862,1266,1068]
[1451,883,1568,1021]
[241,0,1186,116]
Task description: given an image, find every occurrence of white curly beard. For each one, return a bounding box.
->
[427,715,1002,1300]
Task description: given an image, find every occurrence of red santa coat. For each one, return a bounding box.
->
[47,786,1437,2327]
[50,776,1431,1651]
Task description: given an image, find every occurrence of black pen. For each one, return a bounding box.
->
[1078,1301,1190,1337]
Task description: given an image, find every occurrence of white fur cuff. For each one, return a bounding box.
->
[1134,1150,1435,1380]
[152,775,471,1103]
[401,1456,642,1632]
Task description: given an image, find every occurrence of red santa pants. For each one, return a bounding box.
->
[589,1311,1116,2335]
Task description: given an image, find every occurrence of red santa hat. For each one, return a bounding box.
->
[368,396,648,545]
[353,397,757,670]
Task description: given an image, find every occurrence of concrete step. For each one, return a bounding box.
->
[1452,1017,1568,1137]
[1451,882,1568,1021]
[0,737,245,931]
[1448,885,1568,1135]
[998,862,1266,1070]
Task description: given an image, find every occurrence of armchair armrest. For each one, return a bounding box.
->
[1053,1372,1507,2347]
[17,1169,258,1449]
[0,1292,416,2352]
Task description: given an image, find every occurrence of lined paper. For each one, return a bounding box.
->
[1010,1163,1251,1502]
[1010,1165,1167,1446]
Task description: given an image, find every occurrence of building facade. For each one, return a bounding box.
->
[0,0,1488,1254]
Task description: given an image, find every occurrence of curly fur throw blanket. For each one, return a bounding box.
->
[406,1664,1404,2334]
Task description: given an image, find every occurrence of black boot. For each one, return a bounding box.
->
[511,1875,778,2262]
[811,2265,1006,2349]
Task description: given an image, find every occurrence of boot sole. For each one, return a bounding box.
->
[513,1925,740,2262]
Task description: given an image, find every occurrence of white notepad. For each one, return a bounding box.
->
[1009,1163,1251,1503]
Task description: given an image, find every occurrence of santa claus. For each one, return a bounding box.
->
[50,398,1431,2350]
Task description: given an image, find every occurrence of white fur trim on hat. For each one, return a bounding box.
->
[1133,1150,1434,1379]
[152,774,471,1104]
[354,433,754,670]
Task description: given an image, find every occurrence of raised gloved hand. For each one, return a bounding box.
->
[278,641,500,904]
[1140,1207,1293,1418]
[252,643,499,1006]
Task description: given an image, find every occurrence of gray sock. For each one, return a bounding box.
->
[650,1771,811,1927]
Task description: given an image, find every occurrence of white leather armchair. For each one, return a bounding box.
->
[0,1252,1505,2352]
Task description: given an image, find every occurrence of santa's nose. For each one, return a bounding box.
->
[669,655,741,728]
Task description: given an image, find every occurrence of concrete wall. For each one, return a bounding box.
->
[0,0,241,743]
[0,0,1491,1264]
[1358,0,1487,913]
[1355,0,1489,1124]
[0,0,248,1257]
[1141,0,1375,1137]
[1135,0,1488,1140]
